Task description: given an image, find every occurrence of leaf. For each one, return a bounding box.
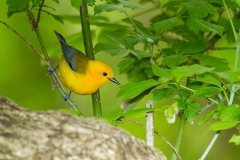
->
[208,121,238,131]
[178,40,209,54]
[6,0,30,11]
[94,4,126,15]
[152,65,172,78]
[118,55,136,73]
[42,10,64,24]
[99,107,123,124]
[172,64,215,82]
[177,89,191,101]
[194,73,221,86]
[94,43,127,56]
[58,109,83,117]
[215,71,240,84]
[162,55,188,68]
[118,0,144,9]
[128,49,149,60]
[199,110,216,125]
[70,0,82,10]
[186,17,224,36]
[106,34,134,50]
[151,17,178,32]
[193,86,222,97]
[185,101,201,122]
[229,134,240,145]
[191,54,230,72]
[152,88,174,102]
[219,104,240,121]
[122,108,161,118]
[117,80,159,101]
[183,1,216,18]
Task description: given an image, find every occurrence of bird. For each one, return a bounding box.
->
[53,31,120,100]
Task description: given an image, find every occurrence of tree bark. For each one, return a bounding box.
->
[0,95,166,160]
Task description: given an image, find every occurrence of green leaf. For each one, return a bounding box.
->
[185,101,201,122]
[152,88,174,102]
[118,55,136,73]
[122,108,161,118]
[178,40,209,54]
[172,64,215,82]
[106,34,134,50]
[151,17,178,32]
[161,0,169,7]
[178,89,191,101]
[94,43,127,56]
[117,80,159,101]
[70,0,82,10]
[118,0,144,9]
[94,4,126,15]
[229,134,240,145]
[191,54,230,72]
[128,49,149,60]
[58,109,83,117]
[193,86,222,97]
[152,65,172,78]
[199,110,216,125]
[186,17,224,36]
[183,1,216,18]
[162,55,188,68]
[215,71,240,84]
[194,73,221,87]
[6,0,30,11]
[219,104,240,121]
[42,10,64,24]
[99,107,123,124]
[208,121,238,131]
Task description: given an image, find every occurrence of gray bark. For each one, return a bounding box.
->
[0,95,166,160]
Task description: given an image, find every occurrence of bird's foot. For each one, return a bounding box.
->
[48,65,59,75]
[63,92,71,101]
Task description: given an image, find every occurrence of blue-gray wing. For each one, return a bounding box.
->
[54,31,88,74]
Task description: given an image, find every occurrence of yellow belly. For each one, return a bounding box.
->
[59,56,100,95]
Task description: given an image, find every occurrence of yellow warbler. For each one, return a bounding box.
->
[54,31,120,100]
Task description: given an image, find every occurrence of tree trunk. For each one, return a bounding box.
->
[0,95,166,160]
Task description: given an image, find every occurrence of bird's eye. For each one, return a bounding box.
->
[103,72,107,76]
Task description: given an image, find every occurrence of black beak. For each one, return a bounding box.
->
[109,78,121,85]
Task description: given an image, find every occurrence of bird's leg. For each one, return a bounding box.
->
[48,65,59,75]
[63,91,71,101]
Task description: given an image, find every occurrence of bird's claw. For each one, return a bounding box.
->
[48,65,59,75]
[63,92,71,101]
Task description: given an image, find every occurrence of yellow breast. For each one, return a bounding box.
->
[59,56,111,95]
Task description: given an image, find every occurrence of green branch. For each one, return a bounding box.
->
[25,6,82,114]
[80,0,102,116]
[171,114,186,160]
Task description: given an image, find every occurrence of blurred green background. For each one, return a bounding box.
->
[0,0,239,159]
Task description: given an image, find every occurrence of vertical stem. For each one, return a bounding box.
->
[80,0,102,116]
[171,115,186,160]
[146,100,154,147]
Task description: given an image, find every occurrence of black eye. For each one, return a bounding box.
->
[103,72,107,76]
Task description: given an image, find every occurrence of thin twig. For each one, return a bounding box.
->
[36,0,45,26]
[0,20,81,113]
[121,118,182,160]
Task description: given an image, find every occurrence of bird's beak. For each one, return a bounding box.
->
[109,78,121,85]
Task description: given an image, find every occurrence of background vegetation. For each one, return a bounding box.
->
[1,0,240,159]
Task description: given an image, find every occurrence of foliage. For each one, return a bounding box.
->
[4,0,240,159]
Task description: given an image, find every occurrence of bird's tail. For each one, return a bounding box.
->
[54,30,67,44]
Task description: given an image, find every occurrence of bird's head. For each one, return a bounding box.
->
[88,61,120,87]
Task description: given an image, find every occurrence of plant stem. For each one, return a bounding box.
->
[80,0,102,116]
[171,115,186,160]
[25,6,82,114]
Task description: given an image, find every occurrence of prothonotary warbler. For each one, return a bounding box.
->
[54,31,120,100]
